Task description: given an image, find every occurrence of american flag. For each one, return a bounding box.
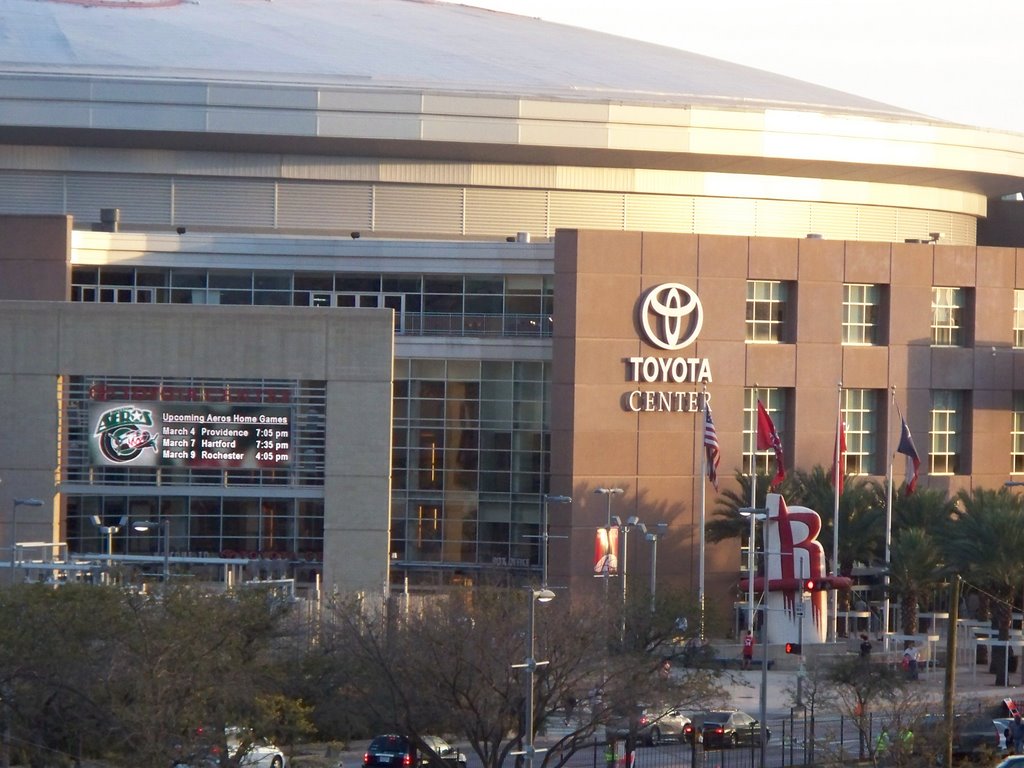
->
[704,404,721,490]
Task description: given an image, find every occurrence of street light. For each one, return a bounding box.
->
[640,522,668,613]
[132,519,170,584]
[594,488,623,594]
[612,515,641,607]
[739,506,769,768]
[512,587,556,768]
[10,498,43,585]
[540,495,572,588]
[612,514,641,642]
[91,514,127,582]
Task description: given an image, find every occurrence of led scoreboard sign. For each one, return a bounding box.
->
[89,402,291,469]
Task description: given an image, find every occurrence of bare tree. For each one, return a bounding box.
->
[321,586,724,768]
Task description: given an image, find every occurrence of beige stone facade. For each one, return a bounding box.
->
[549,229,1023,605]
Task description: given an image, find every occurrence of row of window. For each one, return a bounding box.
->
[65,495,326,561]
[749,281,977,346]
[747,387,968,477]
[76,268,1020,349]
[71,267,554,338]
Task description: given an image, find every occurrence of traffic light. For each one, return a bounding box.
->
[784,642,802,654]
[804,579,815,591]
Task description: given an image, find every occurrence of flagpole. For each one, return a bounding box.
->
[748,398,758,643]
[698,389,708,640]
[883,386,896,652]
[831,382,842,643]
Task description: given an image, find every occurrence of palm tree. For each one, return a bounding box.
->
[945,487,1024,684]
[705,470,798,545]
[786,468,885,576]
[891,486,955,535]
[887,527,945,636]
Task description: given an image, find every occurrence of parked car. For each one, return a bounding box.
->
[606,705,692,745]
[994,756,1024,768]
[363,735,466,768]
[915,713,1006,759]
[695,710,770,749]
[173,726,287,768]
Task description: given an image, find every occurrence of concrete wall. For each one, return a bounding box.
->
[0,301,394,598]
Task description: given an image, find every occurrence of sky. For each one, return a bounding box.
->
[462,0,1024,135]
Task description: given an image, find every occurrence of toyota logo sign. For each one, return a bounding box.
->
[639,283,703,350]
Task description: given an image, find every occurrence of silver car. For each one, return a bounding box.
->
[607,705,692,746]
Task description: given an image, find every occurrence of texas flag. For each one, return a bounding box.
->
[897,417,922,494]
[830,419,846,495]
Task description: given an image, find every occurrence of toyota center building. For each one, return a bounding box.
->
[2,0,1024,609]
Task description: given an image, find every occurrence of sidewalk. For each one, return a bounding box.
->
[719,658,1024,718]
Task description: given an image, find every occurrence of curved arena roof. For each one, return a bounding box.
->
[1,0,1023,242]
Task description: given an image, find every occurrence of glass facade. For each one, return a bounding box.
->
[72,267,554,339]
[391,359,551,586]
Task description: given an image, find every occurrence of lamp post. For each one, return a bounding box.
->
[132,519,171,584]
[540,495,571,588]
[512,587,555,768]
[612,515,640,642]
[91,515,127,583]
[740,507,769,768]
[641,522,668,614]
[594,487,623,595]
[10,498,43,585]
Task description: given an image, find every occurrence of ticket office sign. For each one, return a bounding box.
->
[89,402,291,468]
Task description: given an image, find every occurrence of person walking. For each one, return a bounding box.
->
[859,633,872,659]
[903,641,920,680]
[1010,713,1024,754]
[741,630,754,670]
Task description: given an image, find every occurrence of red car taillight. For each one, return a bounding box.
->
[403,754,413,767]
[640,716,650,727]
[363,755,371,766]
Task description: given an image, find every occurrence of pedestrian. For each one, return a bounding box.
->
[875,726,890,756]
[563,694,577,726]
[899,726,914,755]
[1010,713,1024,754]
[903,641,920,680]
[741,630,754,670]
[859,633,872,659]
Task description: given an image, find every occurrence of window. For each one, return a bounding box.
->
[1013,392,1024,474]
[746,280,789,343]
[930,390,964,475]
[841,389,879,475]
[1014,290,1024,349]
[743,387,787,476]
[931,287,967,346]
[843,284,881,345]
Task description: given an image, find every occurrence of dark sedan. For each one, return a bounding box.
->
[697,710,770,749]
